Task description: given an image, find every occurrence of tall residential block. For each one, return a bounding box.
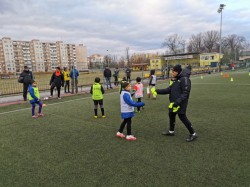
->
[0,37,88,73]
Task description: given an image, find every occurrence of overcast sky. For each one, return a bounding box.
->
[0,0,250,57]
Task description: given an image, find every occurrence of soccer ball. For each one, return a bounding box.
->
[44,97,49,100]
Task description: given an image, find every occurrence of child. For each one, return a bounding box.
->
[116,82,145,141]
[151,64,197,142]
[90,77,105,118]
[148,69,157,99]
[119,77,127,94]
[28,80,44,118]
[133,77,144,112]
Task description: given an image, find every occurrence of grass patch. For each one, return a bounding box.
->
[0,71,250,186]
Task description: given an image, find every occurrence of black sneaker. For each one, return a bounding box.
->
[186,133,197,142]
[162,131,175,136]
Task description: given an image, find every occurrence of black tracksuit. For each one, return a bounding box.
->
[50,71,64,97]
[19,70,34,100]
[156,69,195,134]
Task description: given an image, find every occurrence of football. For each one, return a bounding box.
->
[44,97,49,100]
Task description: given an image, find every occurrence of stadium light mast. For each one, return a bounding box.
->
[217,3,226,72]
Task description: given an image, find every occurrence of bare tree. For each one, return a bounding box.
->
[223,34,246,51]
[187,33,205,53]
[125,47,130,66]
[203,30,220,52]
[162,34,186,54]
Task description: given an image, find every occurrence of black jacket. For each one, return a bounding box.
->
[156,70,191,114]
[103,68,112,78]
[20,70,34,84]
[50,71,64,87]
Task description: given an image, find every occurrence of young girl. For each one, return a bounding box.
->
[133,77,144,112]
[116,82,145,141]
[28,80,44,118]
[90,77,105,118]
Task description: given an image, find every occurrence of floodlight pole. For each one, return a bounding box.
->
[218,4,226,72]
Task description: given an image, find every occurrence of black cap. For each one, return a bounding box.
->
[172,64,182,74]
[56,67,60,70]
[95,77,100,83]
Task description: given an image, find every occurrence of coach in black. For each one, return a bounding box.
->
[151,64,197,142]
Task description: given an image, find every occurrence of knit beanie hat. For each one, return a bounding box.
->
[172,64,182,74]
[121,82,130,89]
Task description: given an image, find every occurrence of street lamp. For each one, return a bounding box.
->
[217,4,226,72]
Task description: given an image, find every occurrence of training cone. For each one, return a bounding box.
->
[42,104,47,107]
[249,72,250,76]
[221,72,223,76]
[230,77,234,82]
[201,75,203,79]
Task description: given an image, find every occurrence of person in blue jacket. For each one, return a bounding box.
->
[70,66,79,94]
[116,82,145,141]
[28,80,44,118]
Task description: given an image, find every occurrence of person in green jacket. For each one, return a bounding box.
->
[90,77,105,118]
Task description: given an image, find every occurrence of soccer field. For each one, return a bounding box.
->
[0,71,250,187]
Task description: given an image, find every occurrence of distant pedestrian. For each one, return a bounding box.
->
[70,66,79,94]
[50,67,64,99]
[103,66,112,89]
[18,66,34,101]
[90,77,105,118]
[116,82,145,141]
[28,80,44,118]
[63,67,70,93]
[113,67,120,86]
[125,66,131,82]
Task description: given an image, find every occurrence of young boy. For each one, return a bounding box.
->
[90,77,105,118]
[28,80,44,118]
[63,67,70,93]
[133,77,144,112]
[148,69,157,99]
[116,82,145,141]
[151,64,197,142]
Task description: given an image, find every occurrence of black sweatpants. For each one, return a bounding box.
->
[23,83,29,100]
[119,118,132,135]
[169,112,195,134]
[50,83,61,98]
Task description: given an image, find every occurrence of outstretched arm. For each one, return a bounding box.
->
[123,93,144,107]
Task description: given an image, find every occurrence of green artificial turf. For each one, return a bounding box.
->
[0,71,250,187]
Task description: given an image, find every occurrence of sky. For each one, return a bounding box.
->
[0,0,250,57]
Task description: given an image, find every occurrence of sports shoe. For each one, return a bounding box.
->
[116,132,125,138]
[94,116,98,119]
[186,133,197,142]
[126,135,137,141]
[58,97,61,99]
[38,113,44,117]
[102,115,106,118]
[49,95,53,98]
[162,131,175,136]
[32,115,38,118]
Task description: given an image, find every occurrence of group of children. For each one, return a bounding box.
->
[28,64,197,142]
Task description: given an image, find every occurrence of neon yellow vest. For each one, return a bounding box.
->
[28,87,40,100]
[92,83,103,100]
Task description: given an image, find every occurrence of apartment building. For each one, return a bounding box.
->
[0,37,88,73]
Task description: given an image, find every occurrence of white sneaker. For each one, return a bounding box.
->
[116,132,125,138]
[126,135,137,141]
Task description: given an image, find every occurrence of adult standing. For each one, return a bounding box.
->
[19,66,34,101]
[113,67,120,86]
[49,67,64,99]
[63,67,70,93]
[70,66,79,94]
[151,64,197,142]
[125,66,131,82]
[103,66,112,89]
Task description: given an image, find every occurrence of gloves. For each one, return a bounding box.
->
[169,102,180,113]
[150,87,157,97]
